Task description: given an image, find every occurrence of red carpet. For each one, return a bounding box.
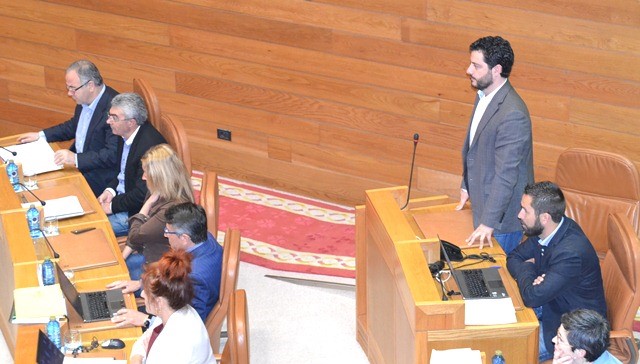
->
[192,172,356,278]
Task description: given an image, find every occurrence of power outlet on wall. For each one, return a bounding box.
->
[217,129,232,141]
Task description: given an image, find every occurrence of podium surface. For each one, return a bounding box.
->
[356,186,538,363]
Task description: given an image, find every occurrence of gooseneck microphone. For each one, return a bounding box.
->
[14,182,47,206]
[400,133,420,210]
[0,145,17,156]
[37,229,60,259]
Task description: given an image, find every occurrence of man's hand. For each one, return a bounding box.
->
[107,279,141,294]
[533,274,546,286]
[98,190,114,214]
[111,308,147,328]
[53,149,76,165]
[17,132,39,143]
[455,189,469,210]
[465,224,494,249]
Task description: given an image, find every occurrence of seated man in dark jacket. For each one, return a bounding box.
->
[17,60,119,196]
[507,181,606,362]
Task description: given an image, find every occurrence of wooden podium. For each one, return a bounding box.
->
[356,186,538,364]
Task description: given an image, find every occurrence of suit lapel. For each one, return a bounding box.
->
[469,81,512,149]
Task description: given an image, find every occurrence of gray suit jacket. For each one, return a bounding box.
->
[461,80,534,234]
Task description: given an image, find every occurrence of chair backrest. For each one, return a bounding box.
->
[602,213,640,362]
[132,78,161,130]
[199,170,220,239]
[228,289,249,364]
[555,148,640,258]
[206,228,241,354]
[158,113,192,175]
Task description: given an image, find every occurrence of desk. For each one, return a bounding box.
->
[356,186,538,363]
[0,136,141,361]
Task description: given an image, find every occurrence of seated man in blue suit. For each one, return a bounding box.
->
[108,202,223,328]
[17,60,119,196]
[507,181,606,362]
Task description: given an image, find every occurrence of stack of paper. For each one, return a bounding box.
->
[22,195,84,221]
[0,138,62,175]
[12,284,67,323]
[464,297,517,325]
[430,348,482,364]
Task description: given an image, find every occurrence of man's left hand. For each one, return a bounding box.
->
[465,224,494,249]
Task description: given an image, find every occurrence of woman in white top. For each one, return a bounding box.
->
[130,250,214,364]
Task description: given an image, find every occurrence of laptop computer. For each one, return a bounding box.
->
[439,236,509,299]
[56,262,125,322]
[36,329,65,364]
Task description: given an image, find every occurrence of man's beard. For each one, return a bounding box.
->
[522,217,544,237]
[472,72,493,91]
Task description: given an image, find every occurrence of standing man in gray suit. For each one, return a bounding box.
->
[455,36,534,254]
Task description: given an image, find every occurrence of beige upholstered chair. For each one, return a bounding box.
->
[199,170,220,239]
[132,78,161,130]
[602,213,640,364]
[207,228,242,354]
[158,113,191,175]
[555,148,640,258]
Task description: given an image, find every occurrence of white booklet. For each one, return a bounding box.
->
[464,297,517,325]
[0,138,63,175]
[22,195,84,221]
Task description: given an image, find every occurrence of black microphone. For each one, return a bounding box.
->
[37,229,60,259]
[14,182,47,206]
[0,145,17,156]
[400,133,420,210]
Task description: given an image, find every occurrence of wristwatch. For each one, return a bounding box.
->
[142,314,154,330]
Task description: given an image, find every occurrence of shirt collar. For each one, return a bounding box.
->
[478,78,508,100]
[124,125,141,146]
[84,84,106,110]
[539,217,565,247]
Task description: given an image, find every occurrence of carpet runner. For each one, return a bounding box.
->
[192,172,356,279]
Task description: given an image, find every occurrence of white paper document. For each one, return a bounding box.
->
[0,138,63,175]
[464,297,517,325]
[22,195,84,221]
[430,348,482,364]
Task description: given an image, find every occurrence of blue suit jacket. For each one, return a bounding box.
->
[507,217,607,353]
[189,232,223,321]
[44,86,119,196]
[461,81,534,234]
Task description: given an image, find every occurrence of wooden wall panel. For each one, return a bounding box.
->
[0,0,638,207]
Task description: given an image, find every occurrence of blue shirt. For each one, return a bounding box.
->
[592,350,622,363]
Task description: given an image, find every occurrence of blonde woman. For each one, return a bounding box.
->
[122,144,194,282]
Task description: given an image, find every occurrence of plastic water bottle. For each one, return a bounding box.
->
[46,316,61,349]
[42,258,55,286]
[6,159,19,191]
[492,350,506,364]
[27,204,40,238]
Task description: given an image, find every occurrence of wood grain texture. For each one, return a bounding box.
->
[0,0,637,206]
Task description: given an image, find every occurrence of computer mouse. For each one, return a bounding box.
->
[101,338,126,349]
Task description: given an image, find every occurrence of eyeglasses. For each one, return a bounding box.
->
[107,113,132,123]
[163,227,182,236]
[67,80,90,93]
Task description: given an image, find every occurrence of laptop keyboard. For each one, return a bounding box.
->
[86,291,111,319]
[461,270,491,298]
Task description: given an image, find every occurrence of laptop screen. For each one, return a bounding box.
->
[36,330,65,364]
[55,262,84,317]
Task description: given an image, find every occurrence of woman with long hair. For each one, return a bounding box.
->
[130,250,214,363]
[122,143,194,281]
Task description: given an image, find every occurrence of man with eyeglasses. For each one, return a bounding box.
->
[552,309,621,363]
[17,60,119,196]
[107,203,223,328]
[97,92,165,237]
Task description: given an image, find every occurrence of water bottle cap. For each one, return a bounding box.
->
[7,159,14,163]
[29,204,36,208]
[49,316,56,320]
[495,350,502,355]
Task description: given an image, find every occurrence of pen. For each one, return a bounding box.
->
[71,227,95,235]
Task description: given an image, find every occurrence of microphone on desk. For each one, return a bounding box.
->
[13,182,47,206]
[400,133,420,210]
[0,145,17,156]
[37,229,60,259]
